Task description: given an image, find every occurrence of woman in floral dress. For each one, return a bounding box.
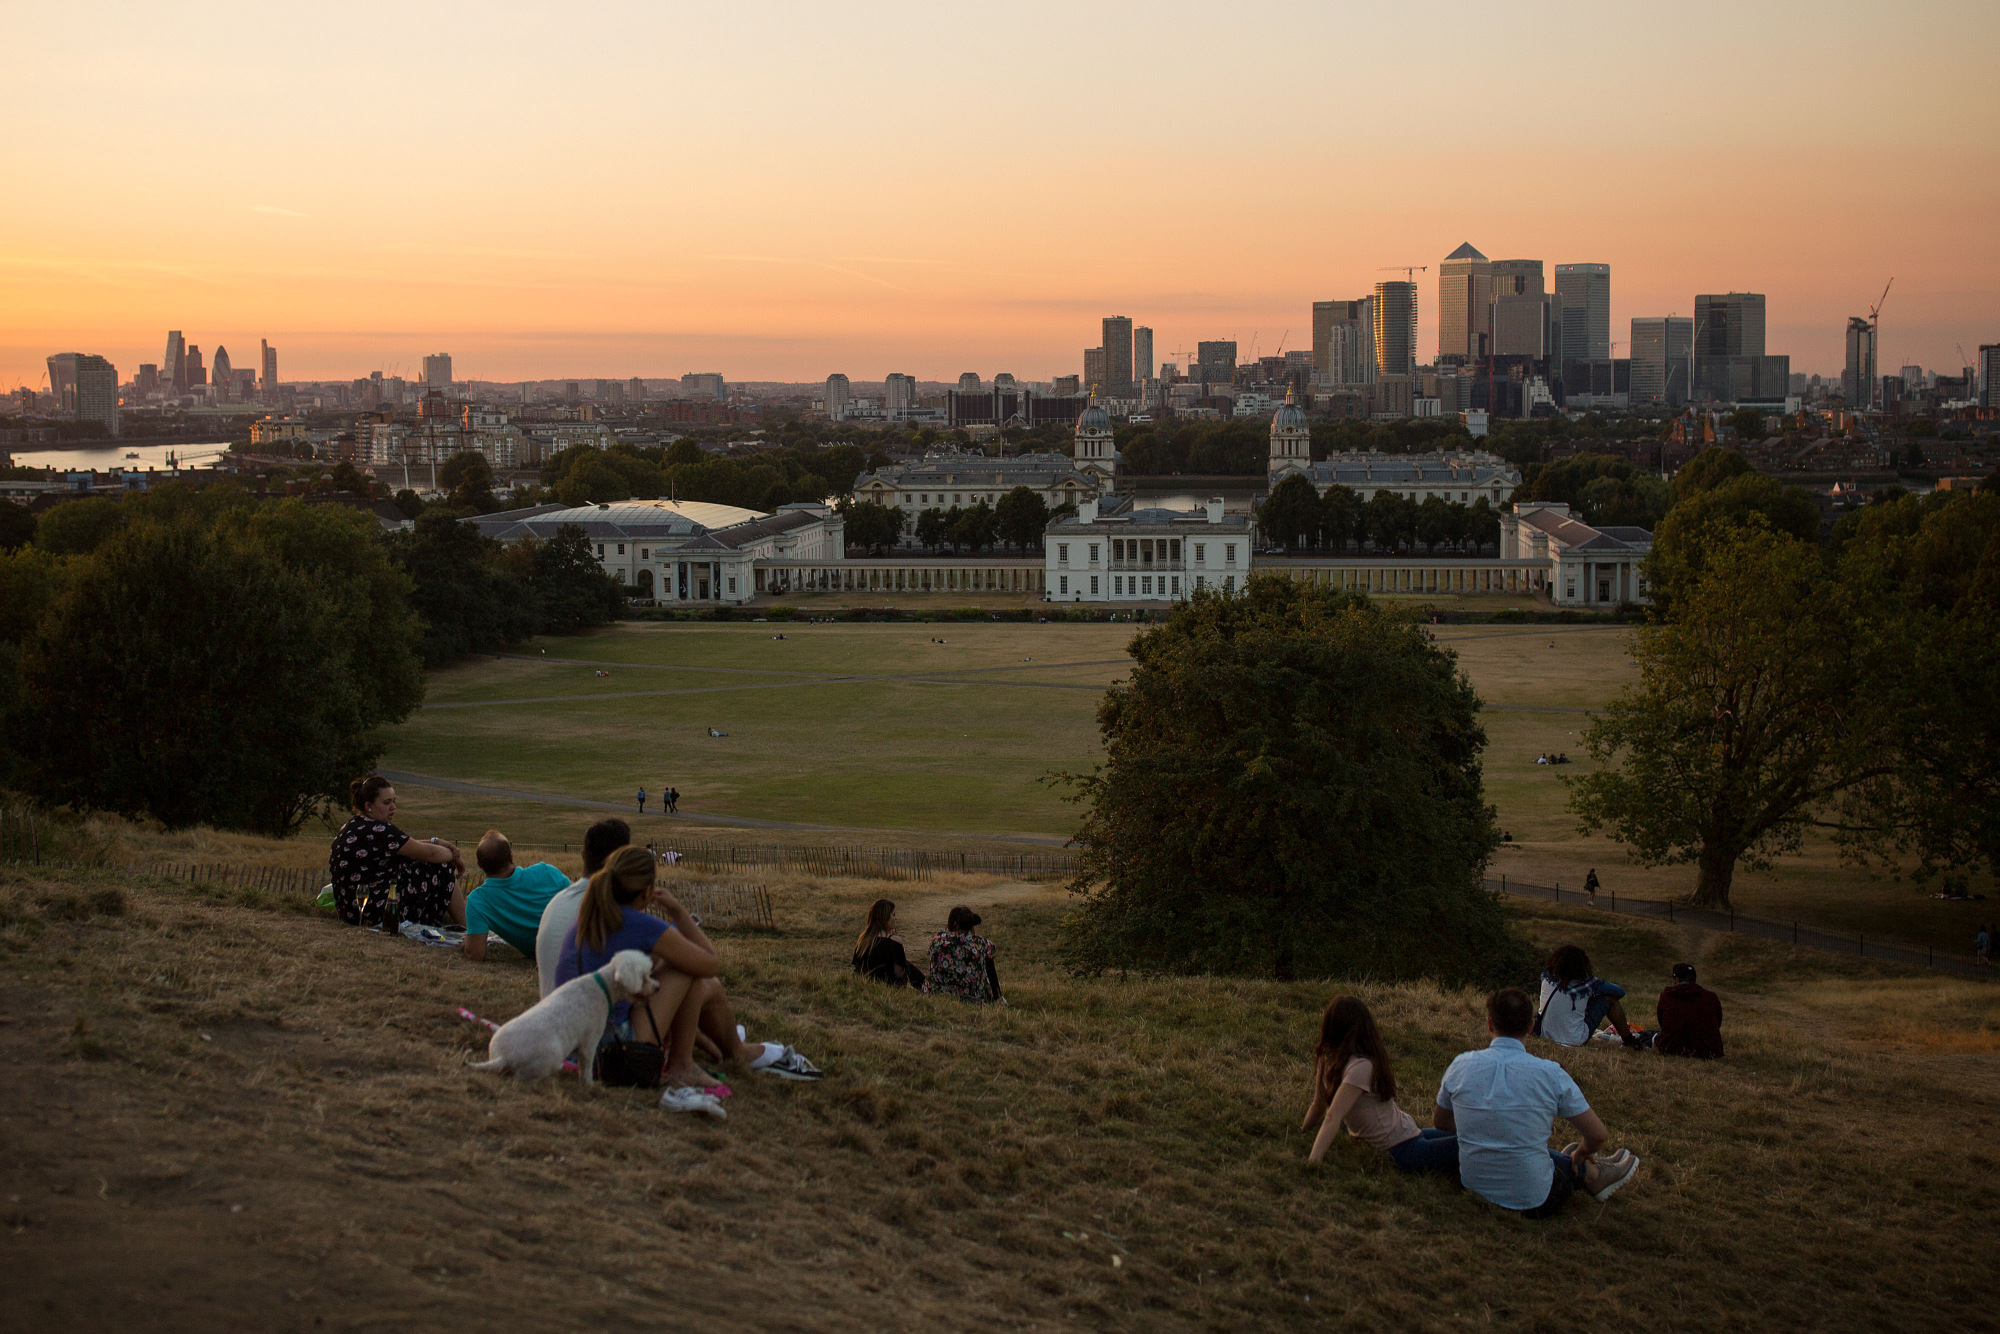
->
[327,775,464,927]
[921,905,1002,1003]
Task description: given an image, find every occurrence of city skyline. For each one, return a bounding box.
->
[3,1,1995,390]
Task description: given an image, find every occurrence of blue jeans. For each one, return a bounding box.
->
[1520,1149,1581,1218]
[1584,980,1627,1033]
[1387,1127,1459,1175]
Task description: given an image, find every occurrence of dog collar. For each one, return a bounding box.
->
[591,972,613,1005]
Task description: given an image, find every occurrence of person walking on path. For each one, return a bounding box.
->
[1584,869,1600,907]
[1976,925,1993,968]
[636,787,647,815]
[666,786,680,815]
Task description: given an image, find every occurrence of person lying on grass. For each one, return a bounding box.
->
[328,775,464,929]
[1302,995,1457,1175]
[1536,944,1645,1050]
[852,899,924,988]
[1435,988,1640,1218]
[551,845,822,1109]
[460,831,570,963]
[921,906,1002,1003]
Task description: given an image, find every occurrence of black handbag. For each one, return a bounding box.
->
[577,936,663,1087]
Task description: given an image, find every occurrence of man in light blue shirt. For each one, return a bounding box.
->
[462,831,571,963]
[1435,988,1641,1217]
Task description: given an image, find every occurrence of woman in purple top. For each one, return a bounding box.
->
[327,775,463,928]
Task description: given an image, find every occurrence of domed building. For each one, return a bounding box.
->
[1073,397,1119,486]
[1266,390,1311,479]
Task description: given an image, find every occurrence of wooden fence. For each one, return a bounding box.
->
[662,840,1079,883]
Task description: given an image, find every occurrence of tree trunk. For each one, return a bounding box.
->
[1691,842,1736,911]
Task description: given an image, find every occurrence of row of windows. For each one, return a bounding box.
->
[1054,541,1235,565]
[1055,574,1236,596]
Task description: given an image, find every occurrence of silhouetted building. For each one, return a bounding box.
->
[1439,243,1492,362]
[46,352,119,435]
[1101,317,1134,395]
[1844,317,1877,407]
[1372,282,1418,378]
[1631,317,1693,406]
[423,353,453,388]
[1555,264,1610,361]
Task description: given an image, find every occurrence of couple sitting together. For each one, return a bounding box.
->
[1304,990,1641,1217]
[850,898,1003,1004]
[1537,944,1725,1059]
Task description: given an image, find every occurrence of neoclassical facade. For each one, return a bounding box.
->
[469,498,843,605]
[852,449,1111,532]
[1043,496,1252,603]
[1501,501,1652,605]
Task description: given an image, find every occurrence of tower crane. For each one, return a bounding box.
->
[1378,265,1429,281]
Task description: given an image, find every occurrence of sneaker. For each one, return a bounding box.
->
[752,1043,823,1081]
[1561,1142,1633,1165]
[659,1085,726,1118]
[1590,1154,1640,1201]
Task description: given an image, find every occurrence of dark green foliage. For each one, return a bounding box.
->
[837,498,905,553]
[16,503,423,836]
[0,503,34,551]
[1257,474,1320,550]
[951,501,998,553]
[538,438,869,511]
[1649,465,1821,613]
[386,508,538,666]
[995,486,1049,551]
[437,451,498,513]
[1318,485,1360,551]
[914,507,948,552]
[530,524,625,634]
[32,496,127,555]
[1514,453,1671,530]
[1055,576,1529,985]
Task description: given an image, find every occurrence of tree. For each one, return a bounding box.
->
[952,500,998,553]
[0,503,35,551]
[1363,491,1413,552]
[386,507,537,665]
[1054,575,1528,984]
[438,450,497,512]
[532,523,625,634]
[327,460,371,495]
[1416,495,1455,553]
[1648,470,1820,613]
[1464,496,1500,552]
[32,496,126,555]
[1728,408,1767,441]
[1567,529,1894,909]
[17,510,423,836]
[1258,474,1321,551]
[1319,485,1360,553]
[995,485,1049,551]
[914,507,948,552]
[837,498,904,553]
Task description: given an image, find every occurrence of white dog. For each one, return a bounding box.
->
[471,949,658,1086]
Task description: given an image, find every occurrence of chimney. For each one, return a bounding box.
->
[1206,497,1225,524]
[1078,498,1098,523]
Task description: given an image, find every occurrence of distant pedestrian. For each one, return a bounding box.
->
[636,787,646,815]
[667,787,680,814]
[1976,924,1992,968]
[1585,869,1600,906]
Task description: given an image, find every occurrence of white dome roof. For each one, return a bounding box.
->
[1272,400,1307,430]
[1076,403,1111,432]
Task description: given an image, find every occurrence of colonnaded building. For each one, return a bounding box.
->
[850,402,1121,534]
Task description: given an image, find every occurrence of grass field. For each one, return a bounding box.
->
[3,859,1996,1332]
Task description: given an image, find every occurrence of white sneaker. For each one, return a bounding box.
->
[750,1043,823,1081]
[1591,1154,1640,1201]
[659,1085,726,1118]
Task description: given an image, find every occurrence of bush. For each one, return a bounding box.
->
[1055,576,1530,986]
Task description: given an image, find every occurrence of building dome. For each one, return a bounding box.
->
[1271,399,1307,431]
[1076,402,1111,432]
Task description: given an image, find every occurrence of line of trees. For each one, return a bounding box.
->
[838,486,1060,555]
[1569,450,2000,907]
[1257,475,1502,555]
[539,439,886,512]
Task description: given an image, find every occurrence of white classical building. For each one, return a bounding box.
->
[1501,501,1652,606]
[1043,496,1252,603]
[852,449,1112,533]
[1267,405,1520,505]
[469,499,844,605]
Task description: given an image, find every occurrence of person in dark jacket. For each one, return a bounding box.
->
[1652,963,1724,1058]
[852,898,924,988]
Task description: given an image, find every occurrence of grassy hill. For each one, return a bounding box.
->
[3,855,1995,1331]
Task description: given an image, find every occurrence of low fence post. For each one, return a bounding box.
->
[1611,891,1616,913]
[1668,900,1674,923]
[1793,921,1798,943]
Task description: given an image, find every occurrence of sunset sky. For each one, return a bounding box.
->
[4,0,1996,390]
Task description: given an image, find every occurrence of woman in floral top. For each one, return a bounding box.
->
[327,775,464,927]
[921,905,1002,1004]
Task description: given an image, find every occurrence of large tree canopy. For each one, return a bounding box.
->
[1056,576,1528,985]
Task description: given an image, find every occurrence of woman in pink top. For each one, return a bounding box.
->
[1302,996,1459,1176]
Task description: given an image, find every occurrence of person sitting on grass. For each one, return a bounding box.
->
[1435,988,1641,1218]
[1302,995,1457,1176]
[852,898,924,988]
[536,818,630,998]
[327,775,464,929]
[921,906,1002,1004]
[1650,962,1724,1058]
[461,831,570,963]
[1536,944,1645,1050]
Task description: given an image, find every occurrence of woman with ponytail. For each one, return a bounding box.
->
[327,775,464,928]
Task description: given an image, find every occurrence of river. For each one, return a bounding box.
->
[4,441,236,474]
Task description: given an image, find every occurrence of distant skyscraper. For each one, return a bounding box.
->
[423,353,453,388]
[136,364,159,396]
[627,377,646,403]
[1844,318,1877,408]
[1132,327,1153,385]
[1554,264,1611,361]
[1694,292,1768,400]
[1101,317,1134,395]
[1083,348,1106,391]
[1371,282,1418,378]
[1979,345,2000,409]
[1438,243,1492,362]
[680,372,726,400]
[163,330,186,392]
[957,372,982,394]
[1196,341,1237,386]
[1630,317,1694,405]
[211,345,233,399]
[885,373,917,415]
[993,373,1017,392]
[1313,299,1374,384]
[825,373,851,421]
[260,340,278,399]
[1489,261,1546,357]
[46,353,120,436]
[186,344,205,387]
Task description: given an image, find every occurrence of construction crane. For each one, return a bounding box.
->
[1378,265,1428,282]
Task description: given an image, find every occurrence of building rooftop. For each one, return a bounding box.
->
[468,497,794,543]
[1444,242,1488,262]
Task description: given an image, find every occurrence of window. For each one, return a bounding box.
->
[1090,576,1098,594]
[921,494,928,504]
[1171,577,1180,595]
[1060,576,1069,594]
[1057,543,1069,563]
[902,494,911,504]
[596,544,604,557]
[1224,575,1235,592]
[1114,576,1122,595]
[1194,543,1205,564]
[727,577,736,594]
[1142,576,1152,595]
[1169,539,1180,561]
[1113,539,1124,560]
[1195,576,1205,590]
[1224,543,1236,564]
[954,494,961,504]
[1088,544,1099,564]
[617,544,625,555]
[640,548,649,559]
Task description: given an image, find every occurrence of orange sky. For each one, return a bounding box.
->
[4,0,1997,390]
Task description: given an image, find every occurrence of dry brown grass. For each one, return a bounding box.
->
[3,855,1998,1333]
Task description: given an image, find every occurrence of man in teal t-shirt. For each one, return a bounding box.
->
[463,830,571,963]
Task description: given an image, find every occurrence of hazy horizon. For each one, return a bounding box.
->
[5,0,1996,393]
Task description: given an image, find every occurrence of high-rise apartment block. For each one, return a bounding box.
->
[825,373,851,421]
[423,353,454,388]
[680,372,727,400]
[885,373,917,415]
[627,377,646,403]
[1489,261,1546,358]
[1100,317,1134,395]
[46,353,120,436]
[1843,318,1877,408]
[956,372,982,394]
[1980,345,2000,409]
[136,364,159,396]
[1438,243,1492,363]
[1196,341,1238,385]
[1630,317,1693,405]
[1371,282,1418,378]
[1314,299,1375,384]
[1083,348,1106,392]
[1133,326,1154,386]
[1554,264,1611,361]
